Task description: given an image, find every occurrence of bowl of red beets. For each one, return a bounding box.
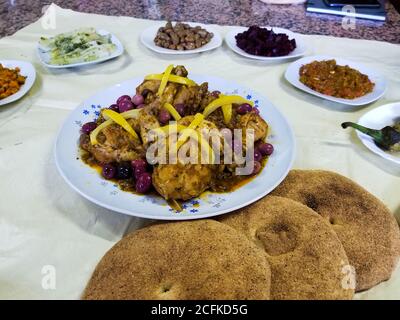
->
[235,26,296,57]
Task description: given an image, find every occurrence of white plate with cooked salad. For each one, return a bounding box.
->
[55,65,295,220]
[0,60,36,106]
[285,55,386,106]
[37,27,124,68]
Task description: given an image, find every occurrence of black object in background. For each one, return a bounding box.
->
[324,0,381,7]
[307,0,386,21]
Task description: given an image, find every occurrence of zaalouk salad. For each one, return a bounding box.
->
[79,65,274,209]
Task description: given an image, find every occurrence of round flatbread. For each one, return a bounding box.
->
[82,219,271,300]
[271,170,400,291]
[219,196,354,300]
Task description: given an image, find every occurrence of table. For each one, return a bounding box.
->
[0,4,399,299]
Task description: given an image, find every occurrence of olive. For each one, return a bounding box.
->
[258,143,274,156]
[136,172,152,193]
[115,163,132,180]
[132,94,144,106]
[252,161,262,175]
[102,164,116,180]
[108,104,119,112]
[81,122,97,135]
[237,103,252,115]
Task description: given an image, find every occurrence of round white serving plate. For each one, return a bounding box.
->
[225,26,307,62]
[140,22,222,55]
[356,102,400,164]
[0,60,36,106]
[285,55,386,106]
[37,29,124,69]
[55,74,295,220]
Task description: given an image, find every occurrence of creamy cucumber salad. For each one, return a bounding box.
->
[39,28,117,65]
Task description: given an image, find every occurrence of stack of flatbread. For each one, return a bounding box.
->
[83,170,400,300]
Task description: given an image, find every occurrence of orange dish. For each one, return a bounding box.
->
[299,59,374,99]
[0,64,26,100]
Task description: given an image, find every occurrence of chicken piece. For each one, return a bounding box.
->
[173,65,188,77]
[237,112,268,142]
[153,163,213,200]
[161,82,179,105]
[177,116,224,156]
[152,116,221,200]
[135,65,188,98]
[136,80,160,97]
[173,82,210,114]
[80,123,144,164]
[137,110,161,147]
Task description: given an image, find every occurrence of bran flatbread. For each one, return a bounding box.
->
[271,170,400,291]
[83,219,271,300]
[220,196,354,299]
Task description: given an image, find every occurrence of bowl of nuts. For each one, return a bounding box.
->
[140,21,222,55]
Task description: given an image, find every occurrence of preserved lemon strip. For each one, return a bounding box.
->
[222,103,232,124]
[176,113,204,149]
[164,103,182,121]
[90,119,113,145]
[102,109,139,140]
[192,130,215,164]
[90,109,141,145]
[102,109,140,121]
[144,74,197,86]
[203,95,254,118]
[152,124,186,135]
[157,64,174,96]
[182,129,215,164]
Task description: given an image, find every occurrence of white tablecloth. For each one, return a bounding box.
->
[0,4,399,299]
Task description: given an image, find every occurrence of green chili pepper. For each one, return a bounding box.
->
[342,121,400,152]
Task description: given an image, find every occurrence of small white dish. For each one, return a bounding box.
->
[55,74,295,220]
[0,60,36,106]
[285,55,387,106]
[225,26,307,62]
[37,29,124,69]
[140,22,222,55]
[356,102,400,164]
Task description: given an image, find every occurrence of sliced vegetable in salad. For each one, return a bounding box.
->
[39,27,117,65]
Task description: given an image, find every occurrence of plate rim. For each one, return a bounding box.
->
[140,22,223,55]
[37,29,124,69]
[0,59,36,106]
[356,101,400,164]
[284,54,387,106]
[54,75,296,220]
[224,26,307,61]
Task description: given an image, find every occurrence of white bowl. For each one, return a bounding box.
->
[0,60,36,106]
[225,26,307,62]
[285,55,386,106]
[55,74,295,220]
[140,22,222,55]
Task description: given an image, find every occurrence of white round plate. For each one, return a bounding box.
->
[37,29,124,69]
[55,74,295,220]
[356,102,400,164]
[0,60,36,106]
[285,55,387,106]
[225,26,307,62]
[140,22,222,55]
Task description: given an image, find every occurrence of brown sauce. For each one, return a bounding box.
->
[79,146,268,209]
